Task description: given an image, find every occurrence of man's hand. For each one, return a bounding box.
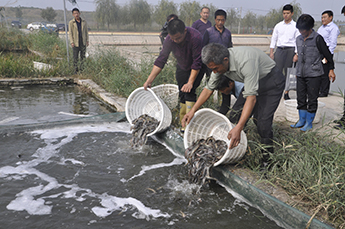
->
[269,52,274,60]
[329,69,336,83]
[182,110,195,128]
[227,125,242,149]
[143,81,152,90]
[293,54,298,63]
[181,82,193,93]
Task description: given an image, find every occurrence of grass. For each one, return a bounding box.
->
[240,120,345,228]
[0,28,344,228]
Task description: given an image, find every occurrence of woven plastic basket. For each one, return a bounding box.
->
[284,99,325,124]
[151,84,179,110]
[125,87,172,136]
[184,108,247,166]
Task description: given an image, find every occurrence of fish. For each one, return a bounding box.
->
[130,114,160,148]
[184,136,227,185]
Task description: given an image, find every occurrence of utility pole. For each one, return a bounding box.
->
[63,0,70,62]
[237,7,242,34]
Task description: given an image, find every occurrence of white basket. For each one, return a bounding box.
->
[184,108,247,166]
[284,99,325,124]
[151,84,179,110]
[125,87,172,136]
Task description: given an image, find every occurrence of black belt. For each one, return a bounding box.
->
[277,46,294,50]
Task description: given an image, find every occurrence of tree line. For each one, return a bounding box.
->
[94,0,303,33]
[5,1,309,34]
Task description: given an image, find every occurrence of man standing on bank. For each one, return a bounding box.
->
[69,8,89,74]
[269,4,299,100]
[192,7,212,36]
[317,10,340,97]
[182,43,285,160]
[144,19,206,132]
[202,9,240,116]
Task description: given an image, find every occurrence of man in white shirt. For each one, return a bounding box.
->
[270,4,299,100]
[317,10,340,97]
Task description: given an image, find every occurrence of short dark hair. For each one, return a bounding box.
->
[322,10,333,18]
[166,14,178,22]
[216,75,234,90]
[215,9,227,19]
[201,7,210,12]
[341,6,345,14]
[72,8,79,13]
[282,4,293,13]
[296,14,315,31]
[167,19,185,35]
[202,43,229,65]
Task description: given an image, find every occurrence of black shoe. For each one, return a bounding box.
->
[319,94,328,97]
[334,124,345,130]
[333,117,345,124]
[283,93,290,100]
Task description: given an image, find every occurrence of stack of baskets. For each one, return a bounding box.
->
[125,87,172,136]
[151,84,179,110]
[184,108,247,166]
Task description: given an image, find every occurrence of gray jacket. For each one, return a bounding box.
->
[296,30,324,77]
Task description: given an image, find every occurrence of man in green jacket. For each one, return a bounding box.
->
[68,8,89,74]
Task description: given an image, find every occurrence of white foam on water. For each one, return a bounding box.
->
[58,111,94,117]
[0,116,20,124]
[126,157,185,182]
[0,122,170,220]
[91,193,170,219]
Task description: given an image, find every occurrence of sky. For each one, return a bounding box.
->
[1,0,344,20]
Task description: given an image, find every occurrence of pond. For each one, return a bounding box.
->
[0,85,282,228]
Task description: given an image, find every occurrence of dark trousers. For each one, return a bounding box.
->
[319,61,331,96]
[176,65,206,103]
[297,76,321,113]
[229,67,285,142]
[274,47,295,90]
[73,45,86,72]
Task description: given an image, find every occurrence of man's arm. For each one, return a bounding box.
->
[143,65,162,90]
[68,21,74,47]
[182,88,213,127]
[228,95,256,149]
[269,24,279,59]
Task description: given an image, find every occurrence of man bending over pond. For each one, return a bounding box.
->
[182,43,285,166]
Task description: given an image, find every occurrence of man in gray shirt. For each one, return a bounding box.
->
[182,43,285,164]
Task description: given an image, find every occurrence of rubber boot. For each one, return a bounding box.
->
[185,101,195,114]
[179,103,186,132]
[300,112,316,132]
[290,109,307,128]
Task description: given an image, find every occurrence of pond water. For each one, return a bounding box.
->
[0,85,282,228]
[0,85,115,125]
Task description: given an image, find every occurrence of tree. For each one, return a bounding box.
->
[179,1,201,26]
[256,15,267,33]
[128,0,151,30]
[14,6,22,19]
[95,0,119,31]
[242,11,257,33]
[153,0,177,26]
[41,7,57,22]
[226,8,239,31]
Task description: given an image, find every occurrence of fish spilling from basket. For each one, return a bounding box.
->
[130,114,160,148]
[185,136,227,185]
